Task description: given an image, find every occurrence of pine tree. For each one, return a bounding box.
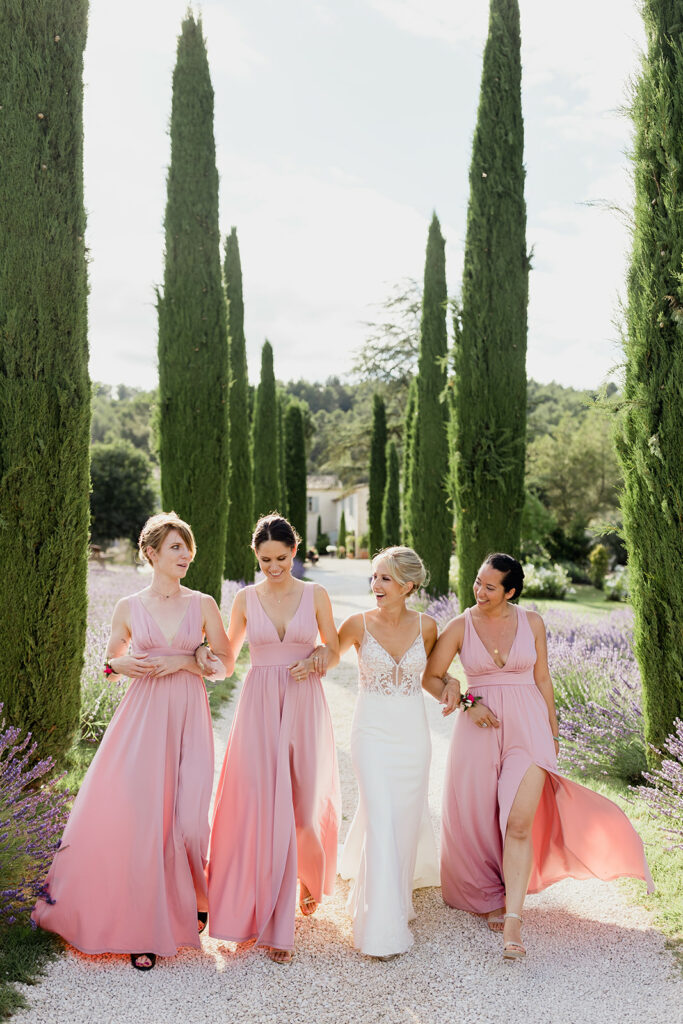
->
[284,403,307,552]
[157,13,228,603]
[252,341,280,518]
[401,376,418,545]
[617,0,683,756]
[452,0,529,609]
[223,227,254,582]
[410,214,452,595]
[368,394,387,556]
[382,441,401,547]
[0,0,90,759]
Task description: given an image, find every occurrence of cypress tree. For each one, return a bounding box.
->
[277,391,287,517]
[382,441,401,547]
[157,13,228,603]
[368,393,387,556]
[252,341,280,518]
[224,227,254,582]
[617,0,683,756]
[284,403,307,552]
[338,510,347,553]
[401,376,418,545]
[452,0,529,609]
[410,214,452,596]
[0,0,90,759]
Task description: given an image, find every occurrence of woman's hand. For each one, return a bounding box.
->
[289,657,314,681]
[441,676,462,717]
[310,646,330,676]
[145,654,194,678]
[466,701,500,730]
[109,653,151,678]
[195,644,222,679]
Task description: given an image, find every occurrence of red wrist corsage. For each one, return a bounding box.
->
[460,690,482,710]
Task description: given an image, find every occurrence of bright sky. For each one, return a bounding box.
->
[84,0,645,391]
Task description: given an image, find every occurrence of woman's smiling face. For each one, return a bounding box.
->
[473,563,514,608]
[371,558,411,606]
[255,539,296,581]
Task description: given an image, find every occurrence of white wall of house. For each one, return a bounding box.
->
[306,476,343,547]
[334,485,369,546]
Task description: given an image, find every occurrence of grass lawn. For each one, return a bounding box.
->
[0,926,59,1019]
[523,583,626,617]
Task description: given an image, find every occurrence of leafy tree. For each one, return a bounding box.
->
[368,394,388,556]
[0,0,90,760]
[284,402,307,552]
[353,279,422,398]
[410,215,451,596]
[157,13,228,603]
[90,441,158,547]
[91,384,157,459]
[253,341,280,518]
[618,0,683,755]
[401,377,417,545]
[382,441,401,547]
[223,228,254,581]
[452,0,529,609]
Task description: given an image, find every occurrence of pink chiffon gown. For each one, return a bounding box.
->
[32,592,214,956]
[208,583,340,952]
[441,605,654,913]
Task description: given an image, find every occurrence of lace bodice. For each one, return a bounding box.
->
[358,614,426,697]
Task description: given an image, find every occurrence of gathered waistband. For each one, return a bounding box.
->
[250,642,313,668]
[466,673,536,689]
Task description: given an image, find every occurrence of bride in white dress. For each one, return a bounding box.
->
[336,547,444,959]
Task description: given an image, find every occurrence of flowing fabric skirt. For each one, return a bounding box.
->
[340,691,440,957]
[441,681,654,913]
[32,672,214,956]
[208,666,340,952]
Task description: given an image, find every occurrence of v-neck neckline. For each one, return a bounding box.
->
[137,592,194,647]
[468,605,520,669]
[254,585,307,643]
[363,619,423,666]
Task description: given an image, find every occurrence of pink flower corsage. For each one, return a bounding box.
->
[460,690,482,710]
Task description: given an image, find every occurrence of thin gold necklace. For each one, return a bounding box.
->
[150,585,181,600]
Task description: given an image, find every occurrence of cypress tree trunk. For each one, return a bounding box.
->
[284,403,307,552]
[223,227,254,582]
[157,13,228,603]
[0,0,90,760]
[253,341,281,518]
[401,376,418,545]
[368,393,387,556]
[382,441,401,547]
[410,214,452,596]
[452,0,529,609]
[618,0,683,756]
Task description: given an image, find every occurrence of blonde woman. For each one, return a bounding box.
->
[336,547,443,959]
[33,513,233,971]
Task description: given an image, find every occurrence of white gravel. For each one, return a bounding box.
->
[13,560,681,1024]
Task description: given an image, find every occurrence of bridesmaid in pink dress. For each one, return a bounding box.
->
[206,514,340,964]
[33,513,234,970]
[424,553,653,961]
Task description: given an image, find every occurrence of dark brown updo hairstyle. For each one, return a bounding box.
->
[251,513,301,551]
[483,553,524,600]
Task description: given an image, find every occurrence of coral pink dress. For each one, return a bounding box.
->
[441,606,654,913]
[32,592,214,956]
[208,583,340,952]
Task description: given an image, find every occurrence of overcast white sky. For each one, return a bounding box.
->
[83,0,645,391]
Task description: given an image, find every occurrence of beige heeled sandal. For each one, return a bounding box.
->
[502,912,526,960]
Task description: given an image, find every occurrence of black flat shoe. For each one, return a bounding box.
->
[197,911,208,934]
[130,953,156,971]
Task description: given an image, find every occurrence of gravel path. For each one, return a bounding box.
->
[14,560,681,1024]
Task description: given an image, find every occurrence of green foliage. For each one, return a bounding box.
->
[90,440,157,547]
[452,0,529,610]
[284,403,307,552]
[157,13,228,603]
[401,376,418,545]
[382,440,401,547]
[338,509,347,555]
[520,489,557,562]
[0,924,58,1018]
[0,0,90,760]
[605,565,630,602]
[284,376,353,414]
[223,228,254,582]
[277,391,287,516]
[410,215,451,595]
[368,394,387,556]
[588,543,610,590]
[91,384,157,459]
[353,278,421,400]
[522,562,573,600]
[252,341,281,518]
[618,0,683,756]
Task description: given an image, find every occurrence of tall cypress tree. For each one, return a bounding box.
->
[401,376,418,545]
[253,341,280,519]
[338,510,347,553]
[452,0,529,609]
[0,0,90,760]
[224,227,254,582]
[157,13,228,603]
[618,0,683,756]
[284,403,307,552]
[410,215,451,595]
[368,393,387,556]
[382,441,401,547]
[277,390,287,517]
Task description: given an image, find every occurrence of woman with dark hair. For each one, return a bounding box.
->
[203,514,340,964]
[424,553,653,961]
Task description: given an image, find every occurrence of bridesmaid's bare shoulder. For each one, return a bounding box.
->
[523,606,545,634]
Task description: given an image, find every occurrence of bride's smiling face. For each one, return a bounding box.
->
[371,559,411,607]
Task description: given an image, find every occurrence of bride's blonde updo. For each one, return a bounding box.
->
[372,546,428,595]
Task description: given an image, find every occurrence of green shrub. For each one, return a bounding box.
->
[522,562,573,599]
[588,543,609,590]
[605,565,630,602]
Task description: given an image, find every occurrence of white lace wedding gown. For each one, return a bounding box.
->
[339,613,440,957]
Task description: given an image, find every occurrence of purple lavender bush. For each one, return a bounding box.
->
[634,719,683,849]
[409,590,460,632]
[0,705,70,927]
